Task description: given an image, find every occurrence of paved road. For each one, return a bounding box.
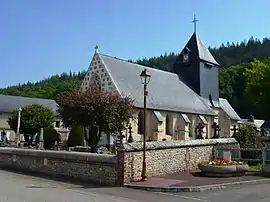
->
[0,169,270,202]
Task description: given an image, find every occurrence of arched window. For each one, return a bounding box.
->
[166,115,173,135]
[137,111,144,134]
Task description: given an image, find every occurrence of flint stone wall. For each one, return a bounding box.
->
[123,138,239,182]
[0,148,118,186]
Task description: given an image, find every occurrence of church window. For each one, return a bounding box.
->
[138,111,144,134]
[166,115,173,135]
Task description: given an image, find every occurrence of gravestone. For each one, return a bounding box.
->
[223,151,232,161]
[127,126,134,143]
[231,125,238,137]
[195,123,204,139]
[212,122,221,138]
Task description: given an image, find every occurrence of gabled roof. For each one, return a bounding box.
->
[219,98,241,121]
[181,33,219,66]
[0,94,58,114]
[99,54,216,116]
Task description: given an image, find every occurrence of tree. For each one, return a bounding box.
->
[7,104,55,146]
[66,124,84,147]
[234,123,263,165]
[57,87,135,153]
[234,123,263,148]
[43,127,60,150]
[245,59,270,119]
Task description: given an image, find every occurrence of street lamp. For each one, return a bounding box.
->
[140,69,151,181]
[16,107,22,147]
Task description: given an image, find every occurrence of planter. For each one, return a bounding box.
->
[236,164,249,173]
[198,164,249,177]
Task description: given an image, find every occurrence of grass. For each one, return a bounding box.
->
[248,163,262,172]
[248,163,270,172]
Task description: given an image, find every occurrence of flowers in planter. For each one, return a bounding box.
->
[199,159,246,167]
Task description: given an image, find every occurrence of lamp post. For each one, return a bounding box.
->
[16,107,22,147]
[140,69,151,181]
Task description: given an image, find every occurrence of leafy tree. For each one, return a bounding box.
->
[57,87,135,153]
[66,124,84,147]
[234,123,263,165]
[234,123,263,148]
[43,127,60,150]
[245,59,270,119]
[7,104,55,146]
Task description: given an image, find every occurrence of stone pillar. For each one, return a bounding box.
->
[116,141,125,186]
[39,128,44,150]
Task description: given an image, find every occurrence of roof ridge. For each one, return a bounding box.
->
[99,53,177,75]
[0,94,55,102]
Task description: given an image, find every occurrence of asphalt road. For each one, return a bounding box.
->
[0,169,270,202]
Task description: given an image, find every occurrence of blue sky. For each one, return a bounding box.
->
[1,0,269,88]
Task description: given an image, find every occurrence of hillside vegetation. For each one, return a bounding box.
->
[1,37,270,119]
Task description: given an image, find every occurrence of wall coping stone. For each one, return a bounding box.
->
[123,138,238,152]
[0,147,117,164]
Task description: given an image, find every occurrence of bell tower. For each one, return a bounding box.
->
[173,15,220,101]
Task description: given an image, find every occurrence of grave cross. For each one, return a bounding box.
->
[231,125,238,137]
[127,125,134,143]
[212,122,221,138]
[195,122,204,139]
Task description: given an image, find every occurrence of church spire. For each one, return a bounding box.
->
[191,14,198,33]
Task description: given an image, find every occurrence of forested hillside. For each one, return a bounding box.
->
[1,36,270,119]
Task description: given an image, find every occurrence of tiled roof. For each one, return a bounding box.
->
[0,94,58,114]
[219,98,241,121]
[99,54,216,116]
[181,33,219,66]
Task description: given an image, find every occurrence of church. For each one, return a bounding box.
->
[81,31,241,144]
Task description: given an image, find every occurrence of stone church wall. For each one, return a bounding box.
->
[123,138,239,182]
[0,148,118,186]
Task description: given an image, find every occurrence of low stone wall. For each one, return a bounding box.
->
[123,138,239,182]
[0,147,118,186]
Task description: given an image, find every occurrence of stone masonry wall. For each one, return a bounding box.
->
[123,138,239,182]
[0,148,118,186]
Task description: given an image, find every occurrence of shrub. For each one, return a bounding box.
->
[43,127,60,150]
[66,124,84,147]
[234,123,263,165]
[234,123,263,148]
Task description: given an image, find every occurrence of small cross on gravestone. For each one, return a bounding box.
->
[127,126,134,143]
[231,125,238,137]
[212,122,221,139]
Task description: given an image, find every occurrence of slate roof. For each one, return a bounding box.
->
[182,33,219,66]
[238,119,265,128]
[99,54,216,116]
[219,98,241,121]
[0,94,58,114]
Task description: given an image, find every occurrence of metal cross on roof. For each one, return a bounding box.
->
[192,14,198,33]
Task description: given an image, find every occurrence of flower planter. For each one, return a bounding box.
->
[235,164,249,173]
[198,160,249,177]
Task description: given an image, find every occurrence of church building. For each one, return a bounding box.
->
[81,31,240,144]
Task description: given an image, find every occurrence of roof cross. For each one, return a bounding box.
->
[192,14,198,33]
